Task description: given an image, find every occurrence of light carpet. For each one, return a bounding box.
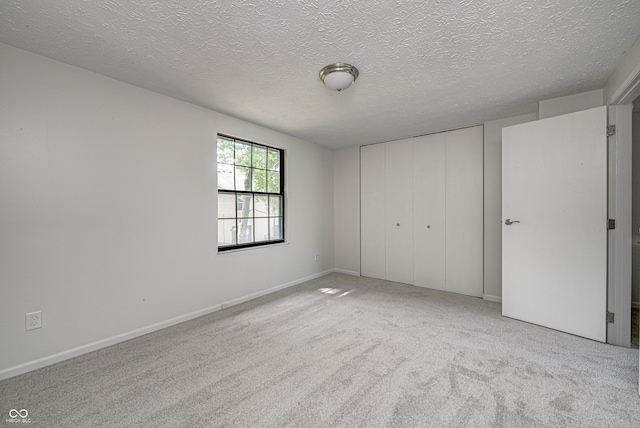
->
[1,273,639,427]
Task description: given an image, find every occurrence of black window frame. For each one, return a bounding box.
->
[217,134,285,252]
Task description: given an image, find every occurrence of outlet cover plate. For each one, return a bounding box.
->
[26,311,42,331]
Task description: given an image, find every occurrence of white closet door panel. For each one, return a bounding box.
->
[445,126,484,297]
[360,143,386,280]
[413,133,446,290]
[385,139,414,285]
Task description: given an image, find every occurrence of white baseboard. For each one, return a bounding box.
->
[0,302,224,382]
[633,301,640,309]
[483,294,502,303]
[220,269,334,309]
[0,269,335,382]
[333,269,360,277]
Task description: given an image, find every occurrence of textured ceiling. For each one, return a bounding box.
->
[1,1,640,149]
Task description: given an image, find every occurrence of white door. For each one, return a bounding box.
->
[385,139,414,284]
[445,126,484,297]
[413,133,446,291]
[360,143,386,280]
[502,106,608,342]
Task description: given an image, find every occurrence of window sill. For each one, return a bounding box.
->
[217,241,289,255]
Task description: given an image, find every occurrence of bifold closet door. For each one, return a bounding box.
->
[361,127,483,296]
[360,143,386,280]
[385,139,414,285]
[445,126,484,297]
[413,133,446,290]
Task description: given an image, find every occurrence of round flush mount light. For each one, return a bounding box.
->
[319,63,359,92]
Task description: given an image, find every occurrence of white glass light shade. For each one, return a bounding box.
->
[323,71,355,91]
[319,63,359,92]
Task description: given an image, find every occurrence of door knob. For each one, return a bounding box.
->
[505,219,520,226]
[396,223,400,226]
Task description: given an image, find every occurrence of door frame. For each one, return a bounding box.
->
[607,52,640,397]
[607,105,633,347]
[607,63,640,347]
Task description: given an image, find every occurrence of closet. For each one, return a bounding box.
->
[361,125,483,297]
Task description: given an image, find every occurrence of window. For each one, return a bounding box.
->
[217,134,284,251]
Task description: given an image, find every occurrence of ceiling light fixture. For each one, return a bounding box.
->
[319,63,359,92]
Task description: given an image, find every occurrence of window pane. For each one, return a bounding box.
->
[252,168,267,192]
[268,149,280,171]
[237,218,254,244]
[269,195,282,216]
[217,135,284,251]
[235,166,249,191]
[218,194,236,218]
[269,217,282,240]
[218,219,236,246]
[254,218,269,242]
[237,194,253,218]
[217,137,235,164]
[217,163,235,190]
[254,195,269,217]
[253,145,267,169]
[235,142,251,166]
[267,170,280,193]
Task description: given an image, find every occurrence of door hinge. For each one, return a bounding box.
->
[608,219,615,230]
[606,312,615,323]
[607,125,616,137]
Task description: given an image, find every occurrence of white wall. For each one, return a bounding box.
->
[0,43,334,379]
[333,146,360,276]
[483,113,539,301]
[539,89,603,119]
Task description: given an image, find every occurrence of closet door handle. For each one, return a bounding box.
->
[396,223,400,226]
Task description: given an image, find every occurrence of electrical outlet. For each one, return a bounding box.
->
[25,311,42,331]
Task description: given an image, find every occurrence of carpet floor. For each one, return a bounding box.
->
[1,273,639,427]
